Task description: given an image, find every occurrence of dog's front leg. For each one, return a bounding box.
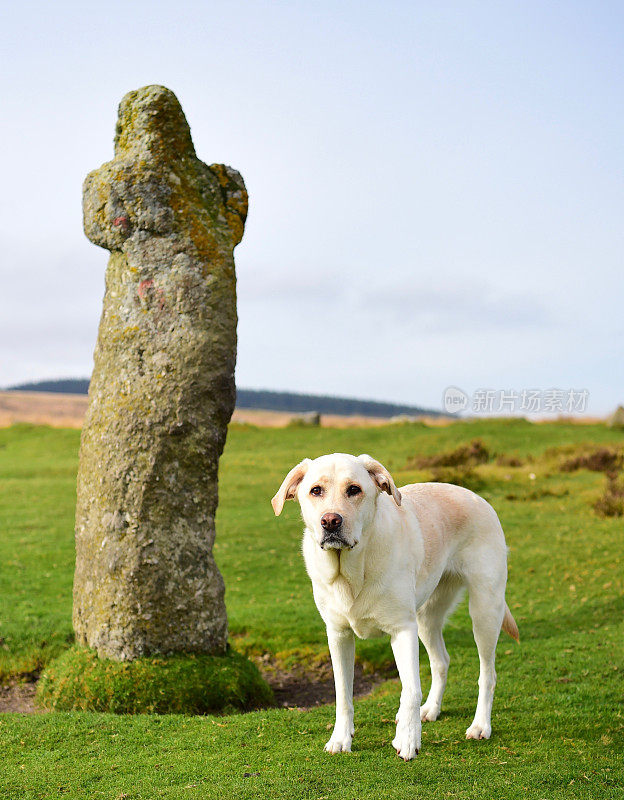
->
[391,624,422,760]
[325,626,355,754]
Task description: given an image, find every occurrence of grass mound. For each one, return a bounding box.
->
[426,466,487,492]
[406,439,490,469]
[560,446,622,475]
[36,646,274,714]
[495,452,524,467]
[594,473,624,517]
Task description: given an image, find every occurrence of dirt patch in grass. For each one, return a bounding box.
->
[0,681,40,714]
[267,662,390,710]
[1,662,390,715]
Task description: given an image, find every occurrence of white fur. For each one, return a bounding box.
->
[272,453,515,760]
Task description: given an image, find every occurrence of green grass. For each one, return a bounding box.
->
[0,420,623,798]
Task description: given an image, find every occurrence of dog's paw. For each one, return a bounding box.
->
[324,734,352,754]
[392,719,421,761]
[325,721,353,754]
[420,701,440,722]
[465,721,491,740]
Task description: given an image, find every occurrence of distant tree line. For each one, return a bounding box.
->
[7,379,445,419]
[9,378,91,395]
[235,389,444,418]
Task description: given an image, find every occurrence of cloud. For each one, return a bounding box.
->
[238,265,551,333]
[352,280,552,331]
[0,239,103,386]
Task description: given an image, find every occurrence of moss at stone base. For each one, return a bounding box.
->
[37,646,274,714]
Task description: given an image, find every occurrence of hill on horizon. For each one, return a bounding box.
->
[5,379,446,419]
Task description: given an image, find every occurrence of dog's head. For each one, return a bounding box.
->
[271,453,401,550]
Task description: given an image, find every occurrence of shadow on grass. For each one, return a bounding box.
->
[437,593,623,652]
[510,595,624,641]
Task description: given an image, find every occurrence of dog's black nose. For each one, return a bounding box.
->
[321,512,343,532]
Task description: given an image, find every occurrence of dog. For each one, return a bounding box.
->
[271,453,519,761]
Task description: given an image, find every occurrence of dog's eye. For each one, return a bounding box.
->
[346,485,361,497]
[310,485,323,497]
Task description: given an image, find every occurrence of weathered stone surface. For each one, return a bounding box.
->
[607,406,624,429]
[73,85,247,661]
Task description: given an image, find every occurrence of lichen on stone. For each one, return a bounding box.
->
[74,85,247,661]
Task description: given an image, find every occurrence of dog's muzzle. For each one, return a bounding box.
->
[320,532,352,550]
[320,513,352,549]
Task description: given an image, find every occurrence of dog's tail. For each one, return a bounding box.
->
[501,603,520,642]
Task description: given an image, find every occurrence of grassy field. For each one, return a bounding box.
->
[0,420,622,798]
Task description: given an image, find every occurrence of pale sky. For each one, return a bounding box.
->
[1,1,622,414]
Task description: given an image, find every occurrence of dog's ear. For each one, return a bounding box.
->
[271,459,311,516]
[358,454,402,506]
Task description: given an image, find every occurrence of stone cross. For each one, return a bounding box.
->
[73,85,247,660]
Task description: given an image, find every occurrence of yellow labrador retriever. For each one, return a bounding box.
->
[271,453,518,761]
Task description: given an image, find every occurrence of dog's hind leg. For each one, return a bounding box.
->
[416,573,464,722]
[464,566,506,740]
